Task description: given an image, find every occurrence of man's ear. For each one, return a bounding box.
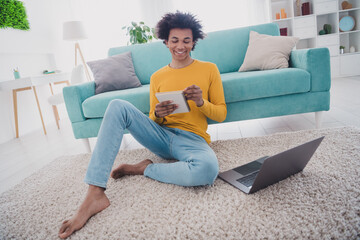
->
[192,41,196,51]
[164,40,169,48]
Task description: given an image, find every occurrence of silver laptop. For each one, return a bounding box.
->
[218,137,324,194]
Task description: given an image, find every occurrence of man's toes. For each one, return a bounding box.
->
[59,220,69,233]
[111,170,118,179]
[59,227,74,239]
[59,220,74,239]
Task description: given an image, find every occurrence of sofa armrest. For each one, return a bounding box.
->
[63,82,96,123]
[289,48,331,92]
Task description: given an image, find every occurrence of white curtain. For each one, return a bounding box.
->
[140,0,270,33]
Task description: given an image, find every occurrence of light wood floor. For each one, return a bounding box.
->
[0,76,359,194]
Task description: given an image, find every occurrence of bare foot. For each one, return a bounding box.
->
[58,185,110,239]
[111,159,153,179]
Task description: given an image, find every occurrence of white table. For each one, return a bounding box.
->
[0,72,71,138]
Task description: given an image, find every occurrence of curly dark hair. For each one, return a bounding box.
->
[156,11,206,50]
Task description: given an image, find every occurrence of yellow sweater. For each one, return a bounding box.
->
[149,60,227,143]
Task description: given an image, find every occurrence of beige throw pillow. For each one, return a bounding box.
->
[239,31,299,72]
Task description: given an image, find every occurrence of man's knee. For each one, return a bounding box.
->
[106,99,137,118]
[187,159,219,186]
[202,159,219,185]
[107,99,130,111]
[103,100,134,125]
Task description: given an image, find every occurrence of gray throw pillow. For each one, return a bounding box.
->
[87,51,141,94]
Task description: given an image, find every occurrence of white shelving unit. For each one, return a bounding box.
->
[269,0,360,77]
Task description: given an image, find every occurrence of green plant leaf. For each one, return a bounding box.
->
[136,31,142,40]
[0,0,30,30]
[122,21,157,45]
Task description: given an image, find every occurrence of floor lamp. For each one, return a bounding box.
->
[63,21,92,81]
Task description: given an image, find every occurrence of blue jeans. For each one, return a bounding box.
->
[84,99,219,189]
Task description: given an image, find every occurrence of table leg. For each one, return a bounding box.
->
[12,89,19,138]
[49,83,54,95]
[32,86,47,135]
[12,87,32,138]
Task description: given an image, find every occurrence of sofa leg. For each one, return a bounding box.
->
[82,138,91,153]
[315,111,323,129]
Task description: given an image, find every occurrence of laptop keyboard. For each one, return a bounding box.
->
[233,161,262,176]
[236,171,259,187]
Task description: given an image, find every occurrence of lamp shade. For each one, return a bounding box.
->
[63,21,88,41]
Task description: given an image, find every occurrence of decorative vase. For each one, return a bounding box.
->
[350,46,355,53]
[13,71,20,79]
[340,49,344,54]
[296,0,301,16]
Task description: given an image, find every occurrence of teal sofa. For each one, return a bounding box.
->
[63,22,331,148]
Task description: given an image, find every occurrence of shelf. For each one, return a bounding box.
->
[316,11,338,16]
[270,0,360,77]
[273,18,292,22]
[339,29,360,34]
[317,13,338,34]
[317,33,338,37]
[340,52,360,56]
[294,14,315,19]
[339,7,360,13]
[271,0,288,3]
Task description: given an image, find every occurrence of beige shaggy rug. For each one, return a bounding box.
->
[0,127,359,240]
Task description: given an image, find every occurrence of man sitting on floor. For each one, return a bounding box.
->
[59,11,227,239]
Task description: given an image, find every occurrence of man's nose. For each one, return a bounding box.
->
[176,42,185,49]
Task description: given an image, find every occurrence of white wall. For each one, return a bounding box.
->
[0,0,269,144]
[0,0,143,143]
[172,0,270,32]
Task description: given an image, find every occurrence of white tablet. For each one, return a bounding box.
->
[155,90,190,114]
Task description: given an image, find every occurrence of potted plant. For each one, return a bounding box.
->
[340,45,345,54]
[122,21,157,45]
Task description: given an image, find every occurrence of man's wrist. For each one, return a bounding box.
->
[197,99,204,107]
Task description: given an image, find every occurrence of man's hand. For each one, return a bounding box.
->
[154,100,178,118]
[183,85,204,107]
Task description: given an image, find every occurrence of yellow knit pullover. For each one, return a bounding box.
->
[149,60,227,143]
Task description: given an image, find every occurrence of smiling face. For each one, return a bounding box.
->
[165,28,194,65]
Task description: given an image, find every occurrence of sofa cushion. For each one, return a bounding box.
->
[239,31,299,72]
[221,68,311,103]
[83,85,150,118]
[82,68,310,118]
[87,52,141,94]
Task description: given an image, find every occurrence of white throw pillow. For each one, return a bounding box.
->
[239,31,299,72]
